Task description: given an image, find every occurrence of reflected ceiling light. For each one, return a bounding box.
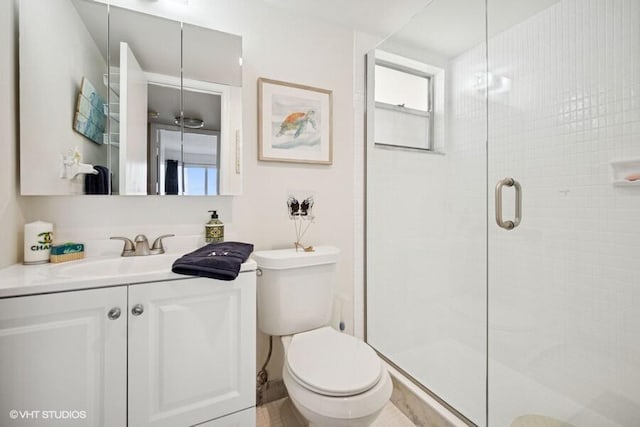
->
[175,116,204,129]
[238,57,243,66]
[473,72,511,94]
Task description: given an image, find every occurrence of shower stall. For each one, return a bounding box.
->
[365,0,640,425]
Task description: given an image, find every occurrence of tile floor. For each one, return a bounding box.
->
[256,397,415,426]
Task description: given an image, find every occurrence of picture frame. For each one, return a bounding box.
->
[258,78,333,165]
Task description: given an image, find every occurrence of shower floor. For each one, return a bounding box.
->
[387,338,632,426]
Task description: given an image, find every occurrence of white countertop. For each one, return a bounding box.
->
[0,240,257,299]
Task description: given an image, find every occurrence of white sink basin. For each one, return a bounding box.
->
[51,254,178,278]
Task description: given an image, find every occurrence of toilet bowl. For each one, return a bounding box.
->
[281,327,392,427]
[253,246,392,426]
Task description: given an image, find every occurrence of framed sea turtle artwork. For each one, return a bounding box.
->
[258,78,333,164]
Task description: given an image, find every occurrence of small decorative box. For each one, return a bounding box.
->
[50,243,85,264]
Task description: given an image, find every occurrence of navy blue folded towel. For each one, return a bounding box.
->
[172,242,254,281]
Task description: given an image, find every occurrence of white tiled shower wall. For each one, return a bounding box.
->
[367,0,640,425]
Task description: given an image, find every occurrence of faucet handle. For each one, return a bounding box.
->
[151,234,175,253]
[110,236,135,255]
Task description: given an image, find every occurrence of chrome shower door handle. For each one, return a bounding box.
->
[495,177,522,230]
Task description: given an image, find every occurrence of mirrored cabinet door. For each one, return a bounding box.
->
[108,6,182,196]
[182,24,243,196]
[19,0,108,195]
[19,0,243,196]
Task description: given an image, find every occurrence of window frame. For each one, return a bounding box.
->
[374,59,435,152]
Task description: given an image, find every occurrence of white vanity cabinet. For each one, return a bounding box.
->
[128,275,256,427]
[0,287,128,426]
[0,273,256,427]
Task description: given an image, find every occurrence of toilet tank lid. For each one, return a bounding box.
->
[252,246,340,270]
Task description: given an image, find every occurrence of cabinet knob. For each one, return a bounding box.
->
[131,304,144,316]
[107,307,121,320]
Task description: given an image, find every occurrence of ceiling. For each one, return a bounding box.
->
[262,0,432,39]
[388,0,561,59]
[266,0,561,59]
[75,0,563,66]
[147,84,221,131]
[72,0,242,86]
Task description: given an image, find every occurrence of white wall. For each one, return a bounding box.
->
[8,0,356,381]
[0,0,25,269]
[20,0,108,195]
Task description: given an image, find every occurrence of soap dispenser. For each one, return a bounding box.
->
[205,210,224,243]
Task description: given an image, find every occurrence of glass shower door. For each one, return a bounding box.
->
[487,1,640,425]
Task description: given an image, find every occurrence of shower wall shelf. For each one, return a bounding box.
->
[610,159,640,186]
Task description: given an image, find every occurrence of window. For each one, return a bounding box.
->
[153,126,220,195]
[183,164,218,196]
[374,60,434,151]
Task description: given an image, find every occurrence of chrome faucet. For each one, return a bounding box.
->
[110,234,175,257]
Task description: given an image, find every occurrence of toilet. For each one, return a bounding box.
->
[253,246,392,427]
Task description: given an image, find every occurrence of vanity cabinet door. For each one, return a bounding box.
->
[128,274,256,427]
[197,407,256,426]
[0,287,127,427]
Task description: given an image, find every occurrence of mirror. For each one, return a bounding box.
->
[181,23,243,196]
[19,0,243,196]
[147,85,222,195]
[108,6,182,195]
[19,0,109,195]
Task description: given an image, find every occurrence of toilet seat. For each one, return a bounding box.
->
[283,351,393,422]
[286,327,382,397]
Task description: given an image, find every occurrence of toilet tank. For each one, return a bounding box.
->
[253,246,340,336]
